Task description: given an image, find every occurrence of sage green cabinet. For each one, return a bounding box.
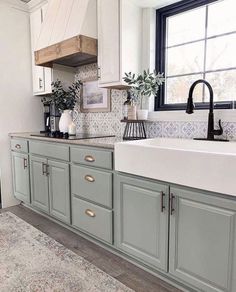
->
[30,155,49,213]
[11,152,30,203]
[115,174,169,271]
[48,160,70,224]
[30,156,70,223]
[169,187,236,292]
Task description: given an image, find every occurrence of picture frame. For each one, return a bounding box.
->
[80,78,111,113]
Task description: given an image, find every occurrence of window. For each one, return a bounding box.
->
[155,0,236,111]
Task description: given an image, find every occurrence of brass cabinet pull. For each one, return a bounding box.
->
[85,209,96,218]
[15,144,21,149]
[84,175,95,182]
[23,158,28,169]
[46,164,50,176]
[84,155,95,162]
[161,192,165,212]
[170,193,175,215]
[42,163,49,176]
[42,163,47,175]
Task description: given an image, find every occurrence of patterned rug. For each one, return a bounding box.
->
[0,212,133,292]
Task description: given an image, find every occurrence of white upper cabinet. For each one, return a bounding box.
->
[97,0,120,86]
[30,2,52,95]
[97,0,142,88]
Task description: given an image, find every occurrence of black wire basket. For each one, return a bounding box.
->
[121,120,147,140]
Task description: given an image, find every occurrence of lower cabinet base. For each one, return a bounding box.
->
[22,203,197,292]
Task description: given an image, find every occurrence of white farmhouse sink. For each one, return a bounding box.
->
[115,138,236,196]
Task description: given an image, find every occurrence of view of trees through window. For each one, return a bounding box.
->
[165,0,236,105]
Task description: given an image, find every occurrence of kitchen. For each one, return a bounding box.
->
[1,0,236,291]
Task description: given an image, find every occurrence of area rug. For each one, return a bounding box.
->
[0,212,133,292]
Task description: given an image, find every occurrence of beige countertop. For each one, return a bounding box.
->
[9,132,124,149]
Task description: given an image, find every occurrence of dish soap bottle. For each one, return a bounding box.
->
[123,91,132,120]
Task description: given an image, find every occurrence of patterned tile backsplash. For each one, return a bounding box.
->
[74,64,236,140]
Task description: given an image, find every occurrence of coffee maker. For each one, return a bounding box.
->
[49,102,60,133]
[41,100,60,134]
[41,101,51,133]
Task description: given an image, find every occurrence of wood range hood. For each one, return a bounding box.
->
[35,35,97,68]
[34,0,97,68]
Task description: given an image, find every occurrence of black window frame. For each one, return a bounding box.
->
[155,0,233,111]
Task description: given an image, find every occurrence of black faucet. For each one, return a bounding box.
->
[186,79,226,141]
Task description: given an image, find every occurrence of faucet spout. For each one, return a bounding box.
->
[186,79,223,141]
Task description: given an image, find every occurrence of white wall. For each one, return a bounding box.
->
[0,0,43,208]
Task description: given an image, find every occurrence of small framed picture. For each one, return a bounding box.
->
[80,79,111,112]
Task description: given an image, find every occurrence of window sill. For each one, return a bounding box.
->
[148,109,236,122]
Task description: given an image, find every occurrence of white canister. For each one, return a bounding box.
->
[127,105,137,120]
[68,121,76,136]
[137,109,148,120]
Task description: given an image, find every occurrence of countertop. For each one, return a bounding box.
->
[9,132,124,149]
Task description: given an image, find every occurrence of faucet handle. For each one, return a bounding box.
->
[218,119,223,134]
[213,119,223,136]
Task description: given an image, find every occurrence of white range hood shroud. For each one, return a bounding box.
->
[34,0,97,68]
[36,0,97,51]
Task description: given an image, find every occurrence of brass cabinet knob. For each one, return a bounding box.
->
[85,209,96,218]
[84,155,95,162]
[84,175,95,182]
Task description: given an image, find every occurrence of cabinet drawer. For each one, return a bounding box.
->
[29,141,69,161]
[71,165,112,208]
[71,147,113,170]
[11,139,28,153]
[72,197,113,244]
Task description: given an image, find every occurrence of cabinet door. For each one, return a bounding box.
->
[48,160,70,224]
[115,174,169,271]
[40,2,52,94]
[97,0,120,85]
[169,187,236,292]
[30,8,45,94]
[30,156,49,213]
[11,152,30,203]
[30,5,52,95]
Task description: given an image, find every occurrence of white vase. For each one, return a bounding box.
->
[137,109,148,120]
[59,110,73,133]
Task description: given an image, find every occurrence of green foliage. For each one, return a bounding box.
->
[50,80,82,112]
[123,70,165,103]
[41,97,52,107]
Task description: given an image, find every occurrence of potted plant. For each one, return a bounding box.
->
[123,70,165,120]
[50,80,81,133]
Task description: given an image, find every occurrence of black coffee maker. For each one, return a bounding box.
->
[49,102,60,133]
[41,99,61,134]
[41,100,51,133]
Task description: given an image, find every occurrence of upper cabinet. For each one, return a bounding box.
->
[30,2,52,95]
[97,0,142,88]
